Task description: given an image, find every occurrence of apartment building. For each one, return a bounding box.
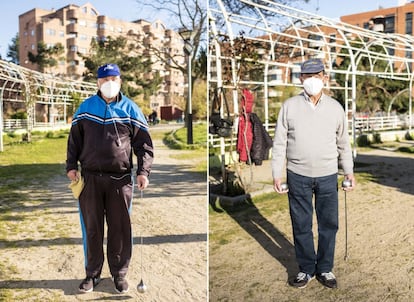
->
[261,1,414,87]
[341,0,414,61]
[18,3,186,116]
[341,0,414,34]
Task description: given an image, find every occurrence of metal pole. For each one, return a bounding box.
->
[0,92,3,152]
[409,79,412,131]
[187,49,193,145]
[344,189,348,261]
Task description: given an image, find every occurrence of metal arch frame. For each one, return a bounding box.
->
[0,60,96,152]
[209,0,414,153]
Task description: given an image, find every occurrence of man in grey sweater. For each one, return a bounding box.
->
[272,58,355,289]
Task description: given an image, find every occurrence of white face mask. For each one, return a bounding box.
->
[303,77,324,96]
[100,81,120,99]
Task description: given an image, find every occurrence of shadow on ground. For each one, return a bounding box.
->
[210,194,297,279]
[355,152,414,195]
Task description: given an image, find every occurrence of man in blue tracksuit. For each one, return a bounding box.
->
[66,63,154,294]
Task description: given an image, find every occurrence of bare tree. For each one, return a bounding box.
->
[134,0,206,81]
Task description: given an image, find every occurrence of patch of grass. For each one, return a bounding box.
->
[175,122,207,144]
[0,135,67,166]
[0,135,67,220]
[164,123,207,150]
[0,289,62,302]
[170,148,207,173]
[149,129,167,140]
[253,192,289,214]
[398,146,414,153]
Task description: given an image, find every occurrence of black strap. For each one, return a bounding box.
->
[211,87,230,119]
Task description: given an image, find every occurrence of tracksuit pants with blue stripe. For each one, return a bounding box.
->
[78,172,133,279]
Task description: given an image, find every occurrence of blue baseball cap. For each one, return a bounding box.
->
[97,63,121,78]
[300,58,325,74]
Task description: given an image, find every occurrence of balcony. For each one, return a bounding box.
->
[67,9,78,19]
[97,15,107,23]
[67,37,76,47]
[67,51,79,60]
[67,23,78,34]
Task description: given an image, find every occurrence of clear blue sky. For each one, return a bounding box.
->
[0,0,400,60]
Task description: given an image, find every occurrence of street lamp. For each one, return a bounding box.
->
[179,27,195,145]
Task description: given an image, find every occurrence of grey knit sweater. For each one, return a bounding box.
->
[272,92,354,179]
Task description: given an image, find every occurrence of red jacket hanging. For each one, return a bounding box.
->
[237,89,272,165]
[237,113,253,162]
[237,89,254,163]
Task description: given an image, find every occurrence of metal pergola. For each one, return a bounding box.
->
[0,60,97,151]
[208,0,414,159]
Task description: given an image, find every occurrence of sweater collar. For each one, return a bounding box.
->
[303,92,323,108]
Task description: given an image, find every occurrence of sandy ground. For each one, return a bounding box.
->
[0,129,208,301]
[209,147,414,302]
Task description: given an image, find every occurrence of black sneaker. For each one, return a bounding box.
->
[113,275,129,294]
[289,272,315,288]
[316,272,337,288]
[79,276,101,293]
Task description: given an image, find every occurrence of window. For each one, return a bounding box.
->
[329,34,336,52]
[307,34,323,48]
[291,64,301,84]
[59,30,64,37]
[46,28,56,36]
[384,14,395,33]
[406,12,413,35]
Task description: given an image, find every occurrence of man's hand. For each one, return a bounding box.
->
[136,175,149,190]
[273,178,289,194]
[342,174,356,192]
[67,169,79,182]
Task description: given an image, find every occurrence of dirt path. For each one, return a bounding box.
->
[209,148,414,301]
[0,130,208,301]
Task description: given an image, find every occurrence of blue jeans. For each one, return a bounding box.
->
[287,170,338,275]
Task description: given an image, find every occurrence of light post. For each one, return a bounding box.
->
[179,28,195,145]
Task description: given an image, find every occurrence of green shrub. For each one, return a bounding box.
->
[404,131,413,140]
[356,134,370,147]
[45,131,55,138]
[10,111,27,119]
[372,132,382,144]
